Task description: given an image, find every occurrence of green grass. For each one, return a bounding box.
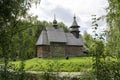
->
[9,57,93,72]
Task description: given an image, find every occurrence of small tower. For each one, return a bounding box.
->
[70,16,80,38]
[53,15,58,29]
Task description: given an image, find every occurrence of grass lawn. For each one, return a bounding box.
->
[9,57,93,72]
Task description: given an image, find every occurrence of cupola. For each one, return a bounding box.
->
[70,16,80,38]
[53,15,58,29]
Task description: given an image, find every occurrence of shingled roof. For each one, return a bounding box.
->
[46,27,67,43]
[36,30,49,45]
[65,33,84,46]
[36,16,84,46]
[36,27,84,46]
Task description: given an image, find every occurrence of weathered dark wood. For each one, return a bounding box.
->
[36,44,84,58]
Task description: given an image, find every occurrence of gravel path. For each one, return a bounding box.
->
[26,71,82,77]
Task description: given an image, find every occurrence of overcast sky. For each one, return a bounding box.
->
[29,0,108,35]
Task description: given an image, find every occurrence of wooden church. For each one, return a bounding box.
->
[36,16,86,57]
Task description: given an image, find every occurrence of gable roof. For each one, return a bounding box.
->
[46,27,67,43]
[36,30,49,45]
[36,27,84,46]
[65,33,83,46]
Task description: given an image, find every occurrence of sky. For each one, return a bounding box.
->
[29,0,108,35]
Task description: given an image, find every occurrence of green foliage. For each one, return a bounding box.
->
[58,22,69,32]
[9,57,93,72]
[80,71,95,80]
[106,0,120,79]
[91,15,108,80]
[107,0,120,59]
[0,0,40,80]
[83,31,94,55]
[91,13,120,80]
[10,18,39,60]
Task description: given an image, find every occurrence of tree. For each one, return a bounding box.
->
[106,0,120,79]
[90,7,120,79]
[58,22,69,32]
[83,31,94,55]
[10,18,38,60]
[107,0,120,59]
[0,0,40,80]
